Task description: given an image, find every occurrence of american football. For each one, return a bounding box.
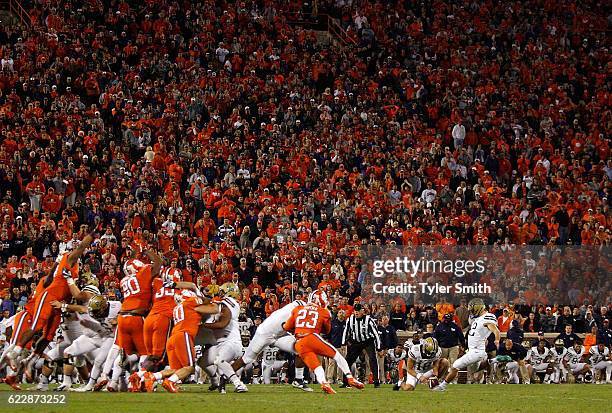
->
[0,0,610,412]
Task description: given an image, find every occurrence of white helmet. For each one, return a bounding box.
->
[123,258,145,277]
[307,289,329,308]
[174,289,197,305]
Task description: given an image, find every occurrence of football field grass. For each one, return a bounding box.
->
[1,384,611,413]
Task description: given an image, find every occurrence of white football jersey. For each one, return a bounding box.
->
[81,300,121,338]
[565,346,585,364]
[211,297,241,343]
[466,312,497,351]
[589,346,610,364]
[255,300,306,337]
[387,349,407,364]
[239,317,254,337]
[261,346,279,366]
[407,343,442,373]
[550,347,567,363]
[529,346,550,365]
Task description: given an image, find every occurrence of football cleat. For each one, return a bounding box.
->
[142,372,156,393]
[128,372,142,392]
[71,385,93,392]
[291,380,313,392]
[347,377,365,390]
[234,382,248,393]
[93,379,108,392]
[207,383,219,392]
[54,383,70,391]
[162,379,178,393]
[4,375,22,390]
[32,382,49,391]
[431,385,446,392]
[320,383,336,394]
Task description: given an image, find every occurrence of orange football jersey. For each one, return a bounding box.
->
[120,265,155,311]
[24,278,45,314]
[172,296,204,337]
[149,277,177,317]
[284,303,332,338]
[46,253,79,300]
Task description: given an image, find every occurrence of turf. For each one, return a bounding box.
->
[1,384,610,413]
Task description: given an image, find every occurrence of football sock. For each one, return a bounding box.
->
[295,367,304,380]
[62,374,73,387]
[103,345,120,377]
[217,361,241,385]
[333,352,351,376]
[439,380,448,388]
[153,372,163,381]
[39,375,49,384]
[13,346,23,355]
[314,366,327,384]
[204,365,219,386]
[168,374,180,383]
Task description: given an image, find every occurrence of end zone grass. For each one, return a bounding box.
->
[1,384,610,413]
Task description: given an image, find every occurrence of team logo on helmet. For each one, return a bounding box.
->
[420,336,439,359]
[468,298,486,316]
[123,258,145,277]
[174,289,197,305]
[219,282,241,300]
[307,289,329,308]
[87,294,109,319]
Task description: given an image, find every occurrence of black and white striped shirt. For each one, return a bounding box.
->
[342,314,381,349]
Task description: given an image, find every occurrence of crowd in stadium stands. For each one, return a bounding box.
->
[0,0,610,348]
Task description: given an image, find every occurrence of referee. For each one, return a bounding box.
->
[341,303,382,387]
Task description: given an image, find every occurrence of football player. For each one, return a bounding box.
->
[283,289,364,394]
[564,341,590,382]
[231,295,311,391]
[142,290,220,393]
[114,248,162,391]
[260,346,287,384]
[52,294,121,392]
[232,292,312,392]
[527,339,552,384]
[549,339,568,383]
[130,268,198,392]
[589,342,612,384]
[388,344,407,389]
[400,337,449,391]
[433,298,500,391]
[4,233,95,381]
[23,273,100,391]
[198,283,248,393]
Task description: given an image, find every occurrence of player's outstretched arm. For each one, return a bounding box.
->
[145,248,163,277]
[50,300,87,314]
[201,305,230,329]
[65,281,96,302]
[67,232,96,266]
[194,302,221,315]
[162,280,197,291]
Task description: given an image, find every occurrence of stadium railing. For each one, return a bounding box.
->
[284,11,357,47]
[0,0,30,27]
